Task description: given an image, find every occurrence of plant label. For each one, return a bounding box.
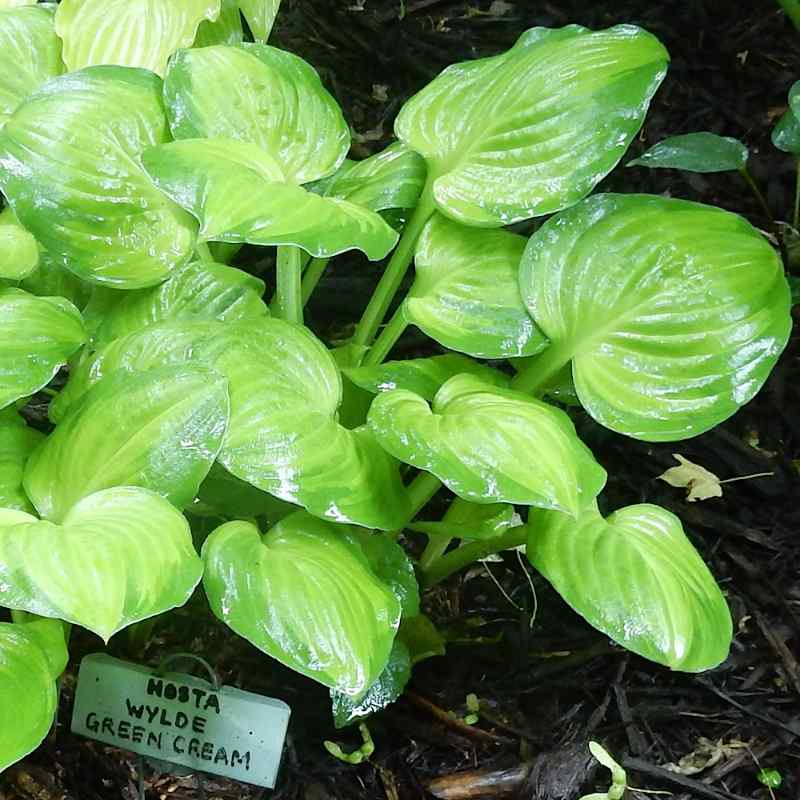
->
[70,653,290,788]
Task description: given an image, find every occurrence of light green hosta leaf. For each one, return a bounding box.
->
[165,44,348,184]
[239,0,280,41]
[347,529,419,617]
[25,365,229,522]
[193,0,243,46]
[20,249,92,309]
[143,139,398,259]
[310,142,427,213]
[0,486,203,640]
[50,320,221,421]
[0,206,38,280]
[0,1,40,7]
[51,319,412,530]
[407,215,547,358]
[331,641,410,728]
[89,259,267,347]
[202,513,401,697]
[411,499,519,542]
[212,320,411,529]
[0,67,197,288]
[0,288,86,410]
[396,25,668,227]
[519,194,791,441]
[0,4,63,127]
[627,132,748,172]
[345,354,508,401]
[0,618,66,772]
[0,407,43,513]
[527,504,733,671]
[368,374,606,514]
[55,0,221,76]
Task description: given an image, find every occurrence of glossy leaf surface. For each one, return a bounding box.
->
[0,4,63,127]
[55,0,221,76]
[368,374,606,514]
[0,407,43,513]
[310,142,426,212]
[193,0,243,46]
[0,619,66,772]
[202,514,401,697]
[397,614,445,665]
[165,44,348,184]
[51,319,412,529]
[26,365,229,522]
[519,194,791,441]
[0,206,38,280]
[627,132,748,172]
[396,25,668,226]
[345,354,508,402]
[0,288,86,410]
[0,67,196,288]
[212,320,411,529]
[772,86,800,154]
[0,487,203,640]
[527,504,733,671]
[239,0,281,40]
[89,259,267,347]
[407,215,547,358]
[331,641,410,728]
[143,138,398,259]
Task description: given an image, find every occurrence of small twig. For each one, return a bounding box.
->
[426,763,532,799]
[753,610,800,697]
[481,561,523,612]
[623,757,753,800]
[404,691,515,746]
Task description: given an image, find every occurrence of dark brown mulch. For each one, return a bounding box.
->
[3,2,800,799]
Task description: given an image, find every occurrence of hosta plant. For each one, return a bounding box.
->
[0,0,793,771]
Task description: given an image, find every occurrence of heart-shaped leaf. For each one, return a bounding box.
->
[0,288,86,410]
[0,618,67,772]
[55,0,221,76]
[0,486,203,640]
[627,132,748,172]
[88,259,267,348]
[310,142,427,213]
[0,66,197,288]
[0,407,43,513]
[238,0,281,41]
[344,353,508,402]
[368,374,606,514]
[406,215,547,358]
[165,43,348,184]
[202,513,401,696]
[51,319,412,529]
[0,206,38,280]
[396,25,668,227]
[50,320,219,422]
[211,320,412,529]
[193,0,243,46]
[25,364,230,522]
[143,138,398,259]
[0,4,63,127]
[527,503,733,671]
[330,640,410,728]
[517,194,792,441]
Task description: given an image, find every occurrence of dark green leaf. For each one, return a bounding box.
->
[627,132,748,172]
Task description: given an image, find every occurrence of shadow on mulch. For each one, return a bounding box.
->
[3,2,799,799]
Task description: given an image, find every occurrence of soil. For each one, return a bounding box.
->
[2,1,800,799]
